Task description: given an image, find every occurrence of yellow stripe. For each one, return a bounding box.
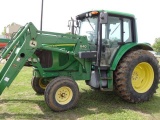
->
[54,44,75,47]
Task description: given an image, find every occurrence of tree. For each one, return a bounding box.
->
[1,27,6,35]
[152,38,160,52]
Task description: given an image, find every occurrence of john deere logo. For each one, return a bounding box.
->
[30,40,37,48]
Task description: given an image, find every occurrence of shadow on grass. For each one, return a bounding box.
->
[78,89,160,114]
[0,113,45,119]
[0,89,160,119]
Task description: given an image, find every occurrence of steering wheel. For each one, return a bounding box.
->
[86,31,96,42]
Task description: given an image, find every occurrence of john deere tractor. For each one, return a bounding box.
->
[0,10,159,112]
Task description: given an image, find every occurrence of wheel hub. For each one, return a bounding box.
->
[131,62,154,93]
[39,78,48,89]
[55,86,73,105]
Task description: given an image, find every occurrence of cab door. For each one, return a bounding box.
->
[101,16,133,65]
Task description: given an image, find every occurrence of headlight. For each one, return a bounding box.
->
[86,13,89,17]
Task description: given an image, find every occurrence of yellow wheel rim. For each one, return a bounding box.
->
[131,62,154,93]
[39,78,47,89]
[55,86,73,105]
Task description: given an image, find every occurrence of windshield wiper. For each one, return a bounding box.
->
[86,18,95,31]
[110,24,120,35]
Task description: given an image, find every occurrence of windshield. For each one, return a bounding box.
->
[79,17,98,43]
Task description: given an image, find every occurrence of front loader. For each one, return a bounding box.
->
[0,10,159,112]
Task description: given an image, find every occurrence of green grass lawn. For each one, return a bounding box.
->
[0,65,160,120]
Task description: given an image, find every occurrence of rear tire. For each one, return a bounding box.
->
[114,50,159,103]
[44,77,79,111]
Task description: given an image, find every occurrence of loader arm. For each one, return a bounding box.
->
[0,22,89,95]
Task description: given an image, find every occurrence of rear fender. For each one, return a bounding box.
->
[110,43,153,70]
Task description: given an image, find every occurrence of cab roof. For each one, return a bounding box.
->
[100,10,135,18]
[76,10,135,20]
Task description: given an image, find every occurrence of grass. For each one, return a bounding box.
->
[0,65,160,120]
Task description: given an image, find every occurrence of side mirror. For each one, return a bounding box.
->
[100,12,108,24]
[76,20,79,27]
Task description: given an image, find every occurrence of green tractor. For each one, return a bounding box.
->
[0,10,159,112]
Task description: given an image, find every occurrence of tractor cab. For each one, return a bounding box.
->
[76,10,136,66]
[72,10,139,90]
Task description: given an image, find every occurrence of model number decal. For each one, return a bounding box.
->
[80,45,87,49]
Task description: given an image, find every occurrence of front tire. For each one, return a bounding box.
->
[114,50,159,103]
[44,77,79,111]
[31,77,48,94]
